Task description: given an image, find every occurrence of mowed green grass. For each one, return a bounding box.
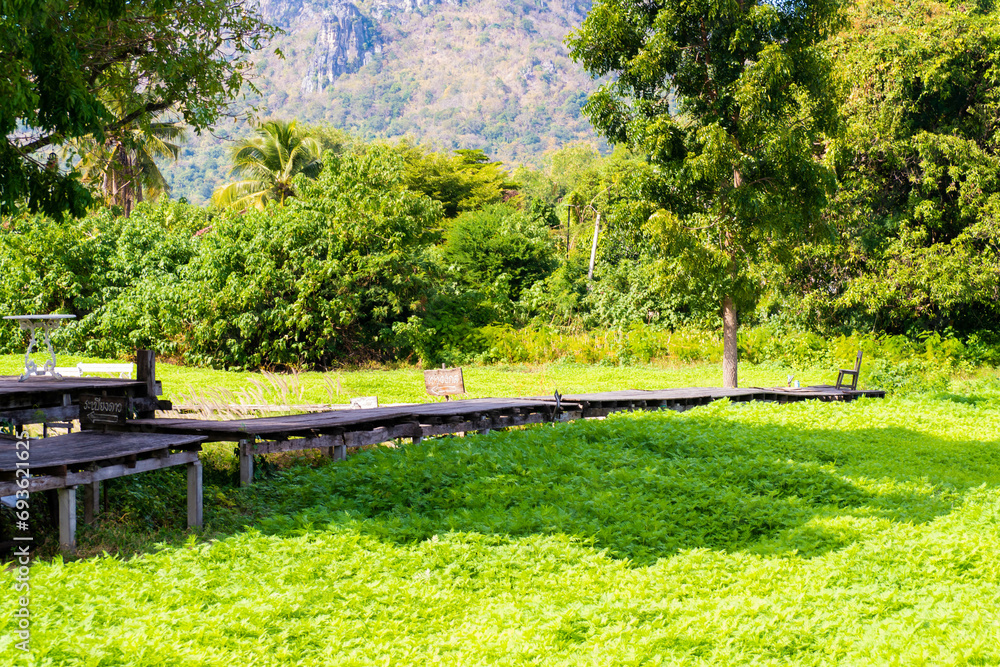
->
[2,379,1000,665]
[0,353,835,406]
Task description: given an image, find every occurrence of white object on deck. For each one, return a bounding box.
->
[3,314,76,381]
[77,363,133,379]
[53,363,134,379]
[350,396,379,409]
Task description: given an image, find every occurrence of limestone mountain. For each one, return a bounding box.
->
[164,0,602,204]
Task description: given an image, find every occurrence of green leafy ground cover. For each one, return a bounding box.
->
[3,380,1000,664]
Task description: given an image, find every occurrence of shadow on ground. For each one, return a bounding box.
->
[252,407,1000,565]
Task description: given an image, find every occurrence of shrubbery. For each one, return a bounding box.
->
[177,147,442,368]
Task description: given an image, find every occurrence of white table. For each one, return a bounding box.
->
[3,314,76,381]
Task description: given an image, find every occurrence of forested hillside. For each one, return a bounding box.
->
[165,0,603,204]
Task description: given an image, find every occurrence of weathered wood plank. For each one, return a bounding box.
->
[83,481,100,524]
[119,398,564,441]
[0,450,201,496]
[187,460,203,529]
[0,432,205,472]
[58,486,76,553]
[238,439,253,488]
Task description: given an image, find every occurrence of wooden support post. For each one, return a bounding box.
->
[238,440,253,487]
[135,350,158,417]
[83,481,100,524]
[334,442,347,461]
[58,486,77,553]
[187,460,203,529]
[323,446,336,458]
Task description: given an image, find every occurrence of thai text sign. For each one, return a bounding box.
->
[424,368,465,397]
[79,394,128,427]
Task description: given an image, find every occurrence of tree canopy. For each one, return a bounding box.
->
[568,0,843,386]
[0,0,277,215]
[828,0,1000,332]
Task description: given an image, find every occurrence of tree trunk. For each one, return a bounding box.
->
[722,294,738,388]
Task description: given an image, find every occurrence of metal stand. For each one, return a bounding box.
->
[3,314,76,381]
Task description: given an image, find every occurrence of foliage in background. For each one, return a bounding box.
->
[442,203,557,304]
[180,146,443,368]
[6,3,1000,371]
[771,0,1000,334]
[568,0,842,387]
[400,146,515,218]
[0,202,206,355]
[69,91,186,217]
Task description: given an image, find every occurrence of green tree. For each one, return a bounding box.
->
[442,203,557,306]
[818,0,1000,334]
[186,147,443,368]
[401,146,514,217]
[212,120,323,210]
[569,0,841,386]
[0,0,277,215]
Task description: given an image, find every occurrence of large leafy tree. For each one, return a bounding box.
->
[0,0,277,216]
[820,0,1000,334]
[212,120,323,210]
[188,147,443,368]
[569,0,842,387]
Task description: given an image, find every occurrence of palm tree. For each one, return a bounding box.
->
[211,120,323,210]
[71,93,185,217]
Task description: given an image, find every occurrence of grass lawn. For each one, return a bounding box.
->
[2,366,999,665]
[1,353,848,407]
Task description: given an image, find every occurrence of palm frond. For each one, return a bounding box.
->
[215,118,326,208]
[211,180,271,210]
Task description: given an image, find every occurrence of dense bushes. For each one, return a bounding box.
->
[1,150,445,368]
[3,153,1000,372]
[0,202,205,355]
[176,148,442,368]
[442,202,557,305]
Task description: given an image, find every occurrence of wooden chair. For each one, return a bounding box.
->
[836,351,863,390]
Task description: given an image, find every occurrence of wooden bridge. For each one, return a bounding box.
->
[0,355,884,553]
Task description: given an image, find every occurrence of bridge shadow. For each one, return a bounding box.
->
[258,406,1000,565]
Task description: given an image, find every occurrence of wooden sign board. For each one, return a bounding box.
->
[79,394,128,427]
[350,396,378,410]
[424,368,465,397]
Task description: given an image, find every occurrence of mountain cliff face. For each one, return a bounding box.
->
[258,0,471,93]
[166,0,602,203]
[257,0,374,91]
[301,3,373,92]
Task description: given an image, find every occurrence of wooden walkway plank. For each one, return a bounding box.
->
[121,398,565,441]
[0,432,205,471]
